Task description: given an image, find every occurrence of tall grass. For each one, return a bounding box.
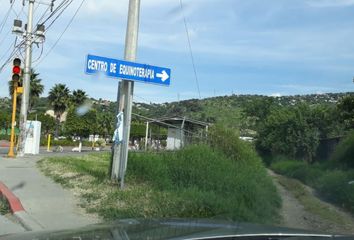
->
[271,159,354,215]
[39,126,281,224]
[127,144,280,222]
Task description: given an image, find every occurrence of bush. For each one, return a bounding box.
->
[127,144,280,223]
[317,170,354,212]
[330,132,354,168]
[39,126,281,224]
[271,160,323,186]
[271,159,354,215]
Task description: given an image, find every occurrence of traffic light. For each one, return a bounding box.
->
[12,58,21,83]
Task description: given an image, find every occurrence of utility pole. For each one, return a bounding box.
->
[111,0,140,188]
[17,0,35,157]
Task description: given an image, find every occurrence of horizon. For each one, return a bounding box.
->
[1,1,354,103]
[1,90,352,105]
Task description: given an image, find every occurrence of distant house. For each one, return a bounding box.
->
[146,116,209,150]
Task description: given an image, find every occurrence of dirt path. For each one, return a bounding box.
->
[268,170,354,235]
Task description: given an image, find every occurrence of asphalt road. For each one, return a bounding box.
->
[0,146,110,156]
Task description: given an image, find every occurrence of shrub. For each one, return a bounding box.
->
[127,144,281,223]
[271,159,354,214]
[330,132,354,168]
[271,160,323,186]
[317,170,354,212]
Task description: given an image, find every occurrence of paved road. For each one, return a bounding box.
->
[0,146,110,155]
[0,151,102,234]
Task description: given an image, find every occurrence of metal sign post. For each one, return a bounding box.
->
[85,0,171,188]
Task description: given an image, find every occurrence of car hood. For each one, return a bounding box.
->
[1,218,353,240]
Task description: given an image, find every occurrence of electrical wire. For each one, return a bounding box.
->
[44,0,73,31]
[35,4,51,26]
[32,42,44,63]
[0,39,24,72]
[0,0,16,36]
[179,0,201,99]
[0,29,12,47]
[39,0,70,26]
[134,94,153,104]
[35,0,85,67]
[0,1,25,49]
[132,113,207,139]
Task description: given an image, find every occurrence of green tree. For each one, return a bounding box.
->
[64,107,98,138]
[337,95,354,130]
[48,84,70,138]
[257,104,320,163]
[311,104,344,138]
[71,89,87,106]
[242,97,277,130]
[29,71,44,111]
[35,113,56,135]
[96,110,114,139]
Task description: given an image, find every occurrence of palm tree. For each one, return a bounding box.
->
[71,89,87,106]
[29,70,44,111]
[48,84,70,138]
[8,68,44,112]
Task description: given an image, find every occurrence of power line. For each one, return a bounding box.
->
[179,0,201,99]
[0,0,16,36]
[35,0,85,67]
[39,0,71,26]
[0,1,25,49]
[134,94,153,104]
[0,39,24,72]
[132,113,207,138]
[44,0,73,31]
[35,4,51,26]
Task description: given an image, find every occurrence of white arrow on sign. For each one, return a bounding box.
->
[156,70,169,82]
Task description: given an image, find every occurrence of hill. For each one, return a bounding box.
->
[1,92,353,129]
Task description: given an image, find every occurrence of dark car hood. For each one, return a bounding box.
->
[1,218,353,240]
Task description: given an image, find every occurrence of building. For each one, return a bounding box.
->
[146,116,209,150]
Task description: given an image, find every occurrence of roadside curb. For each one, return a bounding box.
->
[0,181,43,231]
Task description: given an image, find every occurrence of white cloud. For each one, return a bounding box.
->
[270,93,282,97]
[307,0,354,7]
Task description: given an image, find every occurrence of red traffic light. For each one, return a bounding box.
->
[12,58,21,82]
[13,65,21,74]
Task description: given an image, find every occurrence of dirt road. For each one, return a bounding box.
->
[268,170,354,235]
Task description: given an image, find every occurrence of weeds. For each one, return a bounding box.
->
[38,126,280,224]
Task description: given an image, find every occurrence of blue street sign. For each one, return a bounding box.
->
[85,54,171,86]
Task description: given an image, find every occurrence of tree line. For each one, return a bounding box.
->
[242,95,354,163]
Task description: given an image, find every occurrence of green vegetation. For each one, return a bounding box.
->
[271,134,354,214]
[272,161,354,214]
[48,84,71,137]
[2,90,353,143]
[0,197,10,215]
[275,174,352,226]
[38,127,280,223]
[330,132,354,168]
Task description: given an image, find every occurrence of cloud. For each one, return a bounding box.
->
[306,0,354,7]
[270,93,282,97]
[279,84,336,93]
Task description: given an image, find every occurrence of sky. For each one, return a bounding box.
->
[1,0,354,103]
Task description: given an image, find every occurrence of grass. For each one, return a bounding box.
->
[38,144,281,224]
[276,175,351,226]
[271,160,354,215]
[0,196,10,215]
